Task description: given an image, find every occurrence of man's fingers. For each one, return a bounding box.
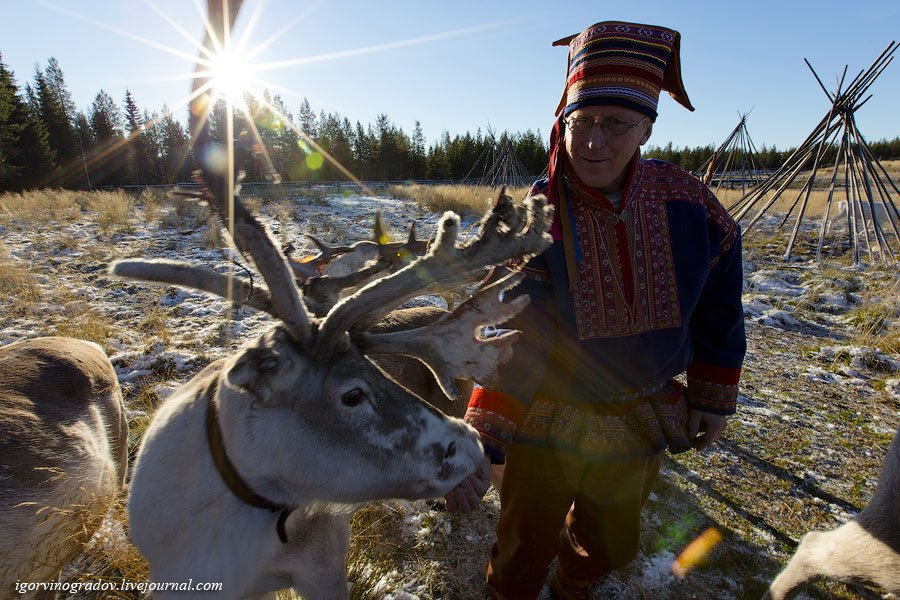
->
[444,456,494,513]
[688,411,728,451]
[472,468,491,497]
[445,490,460,513]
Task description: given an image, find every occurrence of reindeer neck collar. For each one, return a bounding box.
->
[205,378,293,544]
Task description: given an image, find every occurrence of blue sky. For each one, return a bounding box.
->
[2,0,898,151]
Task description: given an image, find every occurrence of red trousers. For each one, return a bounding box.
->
[487,442,662,600]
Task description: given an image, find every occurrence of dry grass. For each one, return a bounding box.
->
[136,307,173,347]
[47,309,116,349]
[159,195,211,232]
[0,189,87,227]
[86,191,134,235]
[716,159,900,219]
[845,275,900,355]
[136,189,166,223]
[0,255,41,305]
[0,188,136,234]
[61,497,151,600]
[388,184,532,217]
[811,157,900,183]
[718,187,845,217]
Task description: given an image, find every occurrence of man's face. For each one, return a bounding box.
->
[563,105,652,194]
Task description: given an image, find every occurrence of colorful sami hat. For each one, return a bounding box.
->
[553,21,695,121]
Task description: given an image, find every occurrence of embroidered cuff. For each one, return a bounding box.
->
[466,388,525,464]
[465,406,515,464]
[686,363,741,415]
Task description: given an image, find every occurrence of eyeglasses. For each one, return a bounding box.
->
[565,115,649,136]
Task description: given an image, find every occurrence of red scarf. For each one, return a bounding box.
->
[545,117,638,292]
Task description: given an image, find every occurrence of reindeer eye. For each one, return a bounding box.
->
[341,388,366,407]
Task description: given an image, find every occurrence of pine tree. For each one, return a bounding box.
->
[411,121,426,180]
[158,105,191,183]
[0,54,55,191]
[89,90,126,186]
[123,90,153,185]
[33,59,80,186]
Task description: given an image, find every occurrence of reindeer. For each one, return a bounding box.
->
[285,212,428,282]
[115,3,552,597]
[762,423,900,599]
[0,337,128,598]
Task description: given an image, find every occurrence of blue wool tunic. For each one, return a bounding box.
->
[466,157,746,462]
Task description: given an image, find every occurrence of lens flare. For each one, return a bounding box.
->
[209,48,252,102]
[671,527,722,579]
[305,152,324,170]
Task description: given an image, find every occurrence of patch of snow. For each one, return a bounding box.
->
[887,378,900,401]
[746,270,806,297]
[754,308,801,329]
[813,291,853,312]
[804,366,838,383]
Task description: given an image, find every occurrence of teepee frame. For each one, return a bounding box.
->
[463,132,534,188]
[696,112,769,196]
[729,42,900,266]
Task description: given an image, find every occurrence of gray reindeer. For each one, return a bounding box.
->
[763,423,900,599]
[116,2,553,598]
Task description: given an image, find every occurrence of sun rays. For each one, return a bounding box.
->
[36,0,514,191]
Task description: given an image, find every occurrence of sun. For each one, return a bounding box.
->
[209,47,253,103]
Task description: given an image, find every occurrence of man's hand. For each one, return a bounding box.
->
[688,410,727,451]
[444,455,491,513]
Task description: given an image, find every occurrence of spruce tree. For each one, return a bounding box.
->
[0,54,55,191]
[158,106,191,183]
[0,55,24,187]
[89,90,125,186]
[33,59,79,186]
[411,121,426,180]
[142,108,164,184]
[123,89,154,185]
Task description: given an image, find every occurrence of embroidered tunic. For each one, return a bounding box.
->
[466,156,746,463]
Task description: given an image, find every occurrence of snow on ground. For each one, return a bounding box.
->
[1,192,899,599]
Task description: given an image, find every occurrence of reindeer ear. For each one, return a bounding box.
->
[227,347,282,404]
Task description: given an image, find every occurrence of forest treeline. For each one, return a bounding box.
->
[2,54,899,192]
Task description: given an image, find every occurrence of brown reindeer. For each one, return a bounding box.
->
[0,337,128,598]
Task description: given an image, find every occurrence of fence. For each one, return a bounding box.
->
[96,179,470,196]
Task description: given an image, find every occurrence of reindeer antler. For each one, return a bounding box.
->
[188,0,313,347]
[284,237,354,282]
[112,259,275,315]
[356,272,530,402]
[315,192,553,357]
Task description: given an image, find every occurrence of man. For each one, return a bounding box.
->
[444,20,747,600]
